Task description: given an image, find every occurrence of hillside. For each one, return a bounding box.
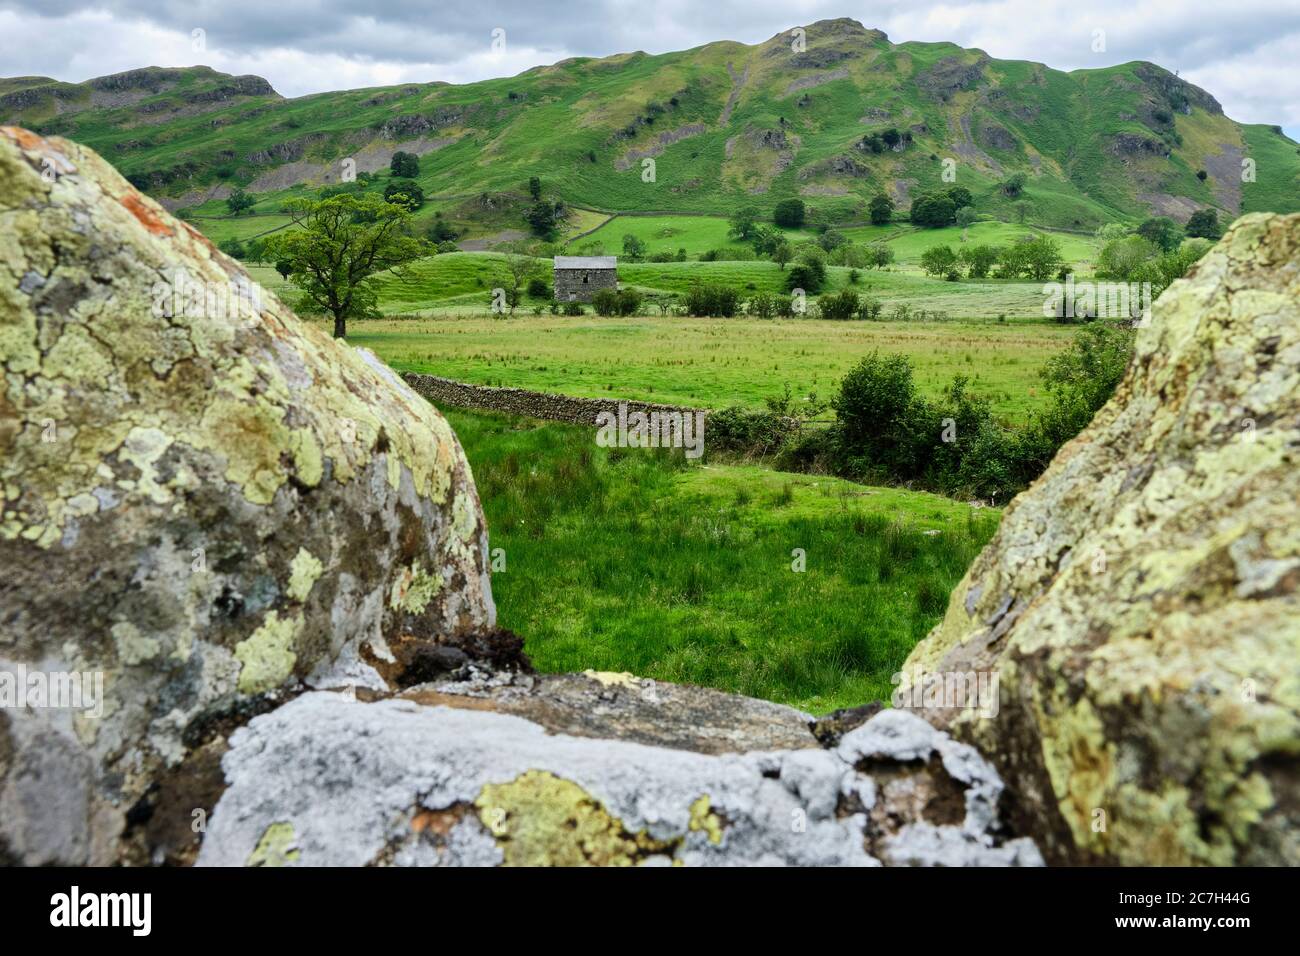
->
[5,18,1297,233]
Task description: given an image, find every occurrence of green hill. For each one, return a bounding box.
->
[7,18,1297,232]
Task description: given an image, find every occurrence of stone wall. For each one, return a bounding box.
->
[554,267,616,302]
[402,372,708,427]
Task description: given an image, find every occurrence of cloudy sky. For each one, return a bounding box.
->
[2,1,1297,137]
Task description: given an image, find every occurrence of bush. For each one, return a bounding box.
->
[683,283,741,317]
[746,292,780,319]
[562,301,585,316]
[910,193,957,228]
[526,277,550,298]
[773,198,806,228]
[920,244,961,279]
[817,288,860,321]
[868,193,894,225]
[856,295,883,320]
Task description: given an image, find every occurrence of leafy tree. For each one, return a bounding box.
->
[274,259,293,280]
[868,193,894,226]
[868,244,895,269]
[528,176,542,200]
[429,213,460,242]
[525,200,561,238]
[955,206,978,229]
[817,228,847,252]
[959,244,999,279]
[684,283,741,317]
[383,179,424,210]
[749,224,781,257]
[1022,235,1065,280]
[910,193,957,228]
[1000,172,1027,197]
[773,198,806,228]
[218,238,246,259]
[729,206,760,242]
[1095,222,1131,242]
[1136,216,1182,252]
[389,151,419,178]
[226,188,255,216]
[817,289,860,320]
[1096,235,1161,280]
[264,193,428,338]
[920,244,961,280]
[946,185,974,208]
[1184,208,1222,240]
[785,246,827,293]
[772,240,793,270]
[621,233,647,262]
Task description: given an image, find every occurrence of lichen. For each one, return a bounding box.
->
[287,547,323,603]
[234,611,301,694]
[246,821,300,867]
[388,561,442,615]
[474,770,680,866]
[688,794,724,845]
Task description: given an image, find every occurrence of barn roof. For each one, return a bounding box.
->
[554,256,617,270]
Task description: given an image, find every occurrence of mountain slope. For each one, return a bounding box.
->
[6,19,1297,228]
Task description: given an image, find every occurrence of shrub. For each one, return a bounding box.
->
[921,244,961,279]
[856,295,883,320]
[526,277,550,298]
[683,283,741,317]
[390,151,419,178]
[746,292,780,319]
[817,288,860,321]
[910,193,957,228]
[562,301,585,316]
[1185,208,1221,240]
[868,193,894,225]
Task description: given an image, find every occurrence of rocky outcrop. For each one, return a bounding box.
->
[902,213,1300,865]
[0,127,495,864]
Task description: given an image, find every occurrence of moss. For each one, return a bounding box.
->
[474,770,680,866]
[388,560,443,615]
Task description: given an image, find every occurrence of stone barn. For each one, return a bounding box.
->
[554,255,617,302]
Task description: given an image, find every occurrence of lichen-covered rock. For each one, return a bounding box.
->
[902,213,1300,865]
[197,678,1043,867]
[0,127,495,864]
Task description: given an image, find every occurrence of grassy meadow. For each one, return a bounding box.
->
[332,313,1074,422]
[447,407,999,713]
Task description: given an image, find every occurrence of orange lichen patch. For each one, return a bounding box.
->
[1,125,47,151]
[411,806,465,837]
[119,191,174,237]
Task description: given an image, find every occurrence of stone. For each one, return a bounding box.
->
[902,213,1300,865]
[0,127,496,863]
[197,682,1042,867]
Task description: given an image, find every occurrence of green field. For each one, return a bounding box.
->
[330,312,1074,421]
[573,213,818,257]
[447,406,999,712]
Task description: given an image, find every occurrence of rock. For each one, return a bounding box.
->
[902,213,1300,865]
[197,683,1042,867]
[0,127,496,864]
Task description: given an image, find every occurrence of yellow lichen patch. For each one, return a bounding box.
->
[234,611,301,694]
[246,821,301,867]
[287,547,323,603]
[581,670,641,689]
[474,770,679,866]
[388,561,442,615]
[688,795,725,845]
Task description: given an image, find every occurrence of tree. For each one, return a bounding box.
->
[729,206,760,242]
[528,176,542,200]
[1096,235,1161,280]
[390,151,419,178]
[525,200,561,238]
[500,245,543,316]
[773,198,806,228]
[1000,172,1027,197]
[869,193,894,226]
[959,244,999,279]
[218,238,246,259]
[274,259,293,280]
[383,179,424,210]
[226,188,255,216]
[1185,208,1222,240]
[946,185,974,208]
[772,240,793,270]
[1022,235,1064,281]
[955,206,978,230]
[750,224,781,256]
[920,244,961,280]
[264,193,429,338]
[621,233,647,262]
[910,193,957,228]
[868,244,895,269]
[1136,216,1182,252]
